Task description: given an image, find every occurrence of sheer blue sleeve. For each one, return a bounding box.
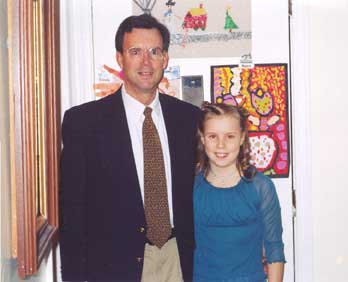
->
[254,172,286,263]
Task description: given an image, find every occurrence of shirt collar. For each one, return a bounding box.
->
[122,87,161,122]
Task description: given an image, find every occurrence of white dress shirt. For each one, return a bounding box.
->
[122,88,174,227]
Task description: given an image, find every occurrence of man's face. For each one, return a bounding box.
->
[116,28,169,104]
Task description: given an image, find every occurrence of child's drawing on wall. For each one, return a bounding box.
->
[211,64,289,178]
[133,0,156,15]
[93,64,181,99]
[224,5,238,32]
[132,0,251,58]
[94,65,124,98]
[163,0,181,34]
[182,4,207,31]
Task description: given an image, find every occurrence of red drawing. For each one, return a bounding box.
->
[182,4,207,31]
[248,131,277,172]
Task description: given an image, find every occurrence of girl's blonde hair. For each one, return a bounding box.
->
[196,102,256,179]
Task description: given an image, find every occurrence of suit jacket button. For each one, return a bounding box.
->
[137,257,143,262]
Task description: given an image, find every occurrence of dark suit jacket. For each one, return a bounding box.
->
[59,89,199,282]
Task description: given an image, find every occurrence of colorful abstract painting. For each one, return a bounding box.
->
[132,0,251,58]
[211,64,289,178]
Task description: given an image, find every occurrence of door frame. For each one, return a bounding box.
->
[290,1,314,281]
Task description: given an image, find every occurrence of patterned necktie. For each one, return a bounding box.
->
[143,107,171,248]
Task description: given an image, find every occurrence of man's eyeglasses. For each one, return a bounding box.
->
[125,47,165,60]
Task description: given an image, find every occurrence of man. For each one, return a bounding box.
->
[59,14,199,282]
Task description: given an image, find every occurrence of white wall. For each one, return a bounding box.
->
[309,1,348,281]
[60,0,95,118]
[292,0,348,281]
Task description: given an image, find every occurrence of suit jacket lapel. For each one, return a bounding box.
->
[101,90,144,214]
[159,94,179,203]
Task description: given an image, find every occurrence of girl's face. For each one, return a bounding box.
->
[201,114,245,173]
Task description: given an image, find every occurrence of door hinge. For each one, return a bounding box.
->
[292,189,296,218]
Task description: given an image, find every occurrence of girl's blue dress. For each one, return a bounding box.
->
[193,170,285,282]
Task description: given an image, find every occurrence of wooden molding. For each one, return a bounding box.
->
[10,0,60,278]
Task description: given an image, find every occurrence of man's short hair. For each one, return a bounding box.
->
[115,14,170,53]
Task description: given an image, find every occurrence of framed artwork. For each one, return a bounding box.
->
[181,75,204,107]
[132,0,251,58]
[211,64,290,178]
[10,0,60,278]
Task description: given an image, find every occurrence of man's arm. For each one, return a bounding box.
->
[59,109,88,281]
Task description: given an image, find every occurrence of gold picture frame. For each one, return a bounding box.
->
[9,0,60,278]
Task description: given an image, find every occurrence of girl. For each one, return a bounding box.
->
[194,103,285,282]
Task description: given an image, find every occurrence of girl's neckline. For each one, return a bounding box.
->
[201,171,244,190]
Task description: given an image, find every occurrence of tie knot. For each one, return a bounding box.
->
[144,107,152,117]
